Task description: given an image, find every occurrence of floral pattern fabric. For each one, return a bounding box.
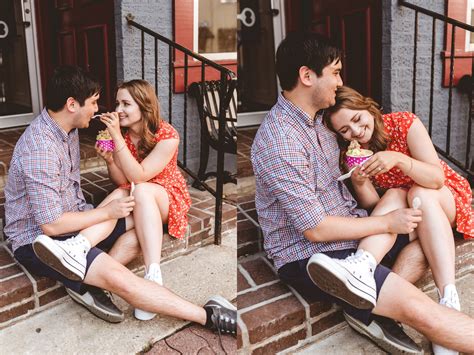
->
[123,121,191,239]
[373,112,473,239]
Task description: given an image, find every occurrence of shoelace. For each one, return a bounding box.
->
[212,308,236,354]
[88,287,118,309]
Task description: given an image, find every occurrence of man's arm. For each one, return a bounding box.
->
[303,208,421,243]
[41,198,134,236]
[22,148,134,237]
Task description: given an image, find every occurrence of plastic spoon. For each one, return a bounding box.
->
[130,182,135,196]
[337,166,357,181]
[412,196,421,209]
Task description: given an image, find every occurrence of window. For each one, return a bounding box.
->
[442,0,473,86]
[194,0,237,60]
[173,0,237,93]
[465,0,474,51]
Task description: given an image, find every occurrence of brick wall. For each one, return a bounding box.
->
[382,0,471,166]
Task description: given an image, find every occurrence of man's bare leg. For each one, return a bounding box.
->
[373,272,474,353]
[84,252,207,325]
[391,239,428,284]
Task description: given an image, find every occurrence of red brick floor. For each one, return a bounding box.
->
[148,324,236,354]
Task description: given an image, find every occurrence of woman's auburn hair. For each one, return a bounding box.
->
[323,86,389,155]
[117,79,162,159]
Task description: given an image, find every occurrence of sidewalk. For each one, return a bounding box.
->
[0,231,237,354]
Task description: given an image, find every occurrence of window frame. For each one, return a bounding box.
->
[173,0,237,93]
[442,0,473,86]
[192,0,237,61]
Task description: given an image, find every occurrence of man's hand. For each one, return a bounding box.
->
[105,196,135,218]
[385,208,422,234]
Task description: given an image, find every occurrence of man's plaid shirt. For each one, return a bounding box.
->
[251,94,367,270]
[4,108,93,252]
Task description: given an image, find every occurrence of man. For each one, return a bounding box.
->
[4,66,236,336]
[251,33,473,354]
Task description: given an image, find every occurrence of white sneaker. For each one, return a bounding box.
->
[307,249,377,309]
[33,234,90,281]
[432,284,460,355]
[134,263,163,321]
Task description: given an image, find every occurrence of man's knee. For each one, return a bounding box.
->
[99,266,136,296]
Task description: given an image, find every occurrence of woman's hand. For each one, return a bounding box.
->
[100,112,122,140]
[95,143,114,165]
[350,165,370,186]
[361,151,402,177]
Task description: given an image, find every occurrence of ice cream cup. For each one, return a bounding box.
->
[345,151,373,169]
[96,139,115,152]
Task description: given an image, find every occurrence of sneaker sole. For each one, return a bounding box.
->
[33,236,85,281]
[307,254,375,309]
[66,288,124,323]
[344,312,423,354]
[206,295,236,311]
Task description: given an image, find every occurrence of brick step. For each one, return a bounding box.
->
[237,238,474,354]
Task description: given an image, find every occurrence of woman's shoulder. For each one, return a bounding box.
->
[155,120,179,140]
[383,111,417,131]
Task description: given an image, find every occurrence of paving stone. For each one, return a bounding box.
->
[239,258,277,286]
[0,247,14,266]
[311,310,345,335]
[240,296,305,344]
[149,325,236,355]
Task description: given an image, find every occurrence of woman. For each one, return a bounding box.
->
[97,79,191,321]
[323,86,472,327]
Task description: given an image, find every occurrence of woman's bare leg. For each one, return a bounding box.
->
[358,188,408,263]
[132,182,169,267]
[407,184,457,293]
[79,188,130,246]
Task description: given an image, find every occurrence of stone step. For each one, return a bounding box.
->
[237,238,474,354]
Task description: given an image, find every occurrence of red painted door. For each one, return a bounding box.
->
[35,0,116,110]
[284,0,382,102]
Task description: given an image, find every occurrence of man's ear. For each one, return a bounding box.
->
[65,97,77,113]
[298,66,313,87]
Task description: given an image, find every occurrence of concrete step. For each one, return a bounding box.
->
[237,238,474,354]
[0,231,237,354]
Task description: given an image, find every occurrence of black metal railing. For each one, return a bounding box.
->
[126,15,236,244]
[399,1,473,185]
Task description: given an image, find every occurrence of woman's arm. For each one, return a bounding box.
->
[350,165,380,209]
[362,118,444,189]
[398,118,444,188]
[101,112,179,183]
[114,137,179,183]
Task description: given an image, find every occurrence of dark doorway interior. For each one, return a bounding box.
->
[284,0,382,103]
[35,0,116,112]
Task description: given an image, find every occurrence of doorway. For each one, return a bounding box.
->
[237,0,284,127]
[0,0,42,128]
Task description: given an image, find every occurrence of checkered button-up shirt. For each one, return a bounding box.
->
[4,108,93,252]
[251,94,367,270]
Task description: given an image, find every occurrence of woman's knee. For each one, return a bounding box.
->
[372,188,407,215]
[133,183,161,199]
[407,184,436,205]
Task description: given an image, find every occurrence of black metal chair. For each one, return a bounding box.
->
[189,79,237,189]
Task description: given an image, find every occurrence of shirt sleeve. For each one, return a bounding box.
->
[254,133,326,234]
[21,149,63,226]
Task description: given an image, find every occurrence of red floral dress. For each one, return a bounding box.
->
[122,121,191,239]
[373,112,473,239]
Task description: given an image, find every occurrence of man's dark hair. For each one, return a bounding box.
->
[46,66,101,112]
[276,32,343,91]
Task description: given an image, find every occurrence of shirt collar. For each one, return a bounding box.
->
[40,108,71,142]
[277,93,324,127]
